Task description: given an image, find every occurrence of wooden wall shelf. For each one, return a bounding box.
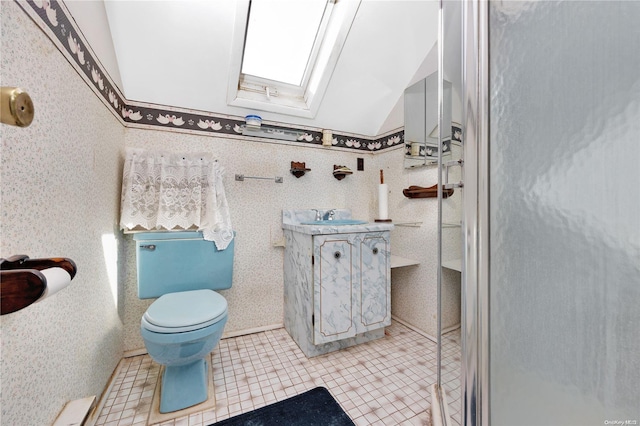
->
[402,184,454,199]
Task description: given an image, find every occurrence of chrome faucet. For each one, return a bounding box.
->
[312,209,322,221]
[324,209,336,221]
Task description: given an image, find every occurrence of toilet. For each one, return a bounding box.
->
[134,231,234,413]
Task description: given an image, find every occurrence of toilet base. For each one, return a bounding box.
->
[159,359,208,413]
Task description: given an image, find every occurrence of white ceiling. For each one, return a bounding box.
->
[65,0,439,137]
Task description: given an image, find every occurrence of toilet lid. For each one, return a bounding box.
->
[143,289,227,332]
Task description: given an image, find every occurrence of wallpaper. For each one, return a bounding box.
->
[1,1,462,424]
[16,0,405,153]
[1,2,125,424]
[121,128,378,351]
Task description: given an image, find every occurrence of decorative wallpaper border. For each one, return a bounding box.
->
[16,0,460,153]
[403,123,463,158]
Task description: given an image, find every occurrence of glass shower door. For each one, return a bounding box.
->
[464,1,640,425]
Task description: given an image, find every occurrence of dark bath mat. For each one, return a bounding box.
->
[210,386,355,426]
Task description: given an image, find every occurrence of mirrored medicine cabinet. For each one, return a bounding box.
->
[403,72,452,169]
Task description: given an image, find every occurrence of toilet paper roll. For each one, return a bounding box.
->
[37,267,72,302]
[378,184,389,220]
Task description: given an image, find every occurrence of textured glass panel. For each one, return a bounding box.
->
[488,1,640,425]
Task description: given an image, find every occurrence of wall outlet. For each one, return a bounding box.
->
[357,158,364,171]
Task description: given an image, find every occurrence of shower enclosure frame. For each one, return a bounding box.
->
[461,1,489,425]
[460,1,640,424]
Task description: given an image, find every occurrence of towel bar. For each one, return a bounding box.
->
[235,174,283,183]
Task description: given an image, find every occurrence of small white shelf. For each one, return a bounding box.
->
[442,258,462,272]
[241,125,304,142]
[391,255,420,269]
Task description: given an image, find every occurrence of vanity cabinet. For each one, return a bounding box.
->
[313,232,391,344]
[284,228,391,357]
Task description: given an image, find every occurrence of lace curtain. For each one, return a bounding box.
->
[120,149,234,250]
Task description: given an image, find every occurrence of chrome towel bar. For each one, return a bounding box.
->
[235,174,283,183]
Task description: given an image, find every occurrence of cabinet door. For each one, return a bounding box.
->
[358,233,391,332]
[313,235,357,345]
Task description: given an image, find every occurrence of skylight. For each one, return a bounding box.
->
[241,0,329,86]
[227,0,360,118]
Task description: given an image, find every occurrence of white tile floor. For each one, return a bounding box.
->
[95,321,461,426]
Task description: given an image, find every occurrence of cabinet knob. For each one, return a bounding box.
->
[372,247,379,255]
[334,251,341,259]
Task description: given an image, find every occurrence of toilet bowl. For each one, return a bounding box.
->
[141,289,228,413]
[134,232,235,414]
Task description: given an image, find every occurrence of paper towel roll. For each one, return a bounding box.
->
[37,267,72,302]
[378,184,389,220]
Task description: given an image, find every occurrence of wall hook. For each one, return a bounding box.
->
[290,161,311,178]
[332,165,353,181]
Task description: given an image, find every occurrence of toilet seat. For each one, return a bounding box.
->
[142,289,227,333]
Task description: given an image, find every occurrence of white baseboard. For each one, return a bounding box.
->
[391,315,460,343]
[84,358,127,426]
[123,347,148,358]
[123,323,285,358]
[222,323,284,339]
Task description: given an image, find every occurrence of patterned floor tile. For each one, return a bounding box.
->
[95,321,461,426]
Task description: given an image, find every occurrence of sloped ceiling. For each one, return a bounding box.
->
[66,0,439,137]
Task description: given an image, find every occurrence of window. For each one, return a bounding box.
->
[242,0,329,86]
[227,0,360,118]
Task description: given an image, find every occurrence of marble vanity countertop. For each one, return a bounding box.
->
[282,209,394,235]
